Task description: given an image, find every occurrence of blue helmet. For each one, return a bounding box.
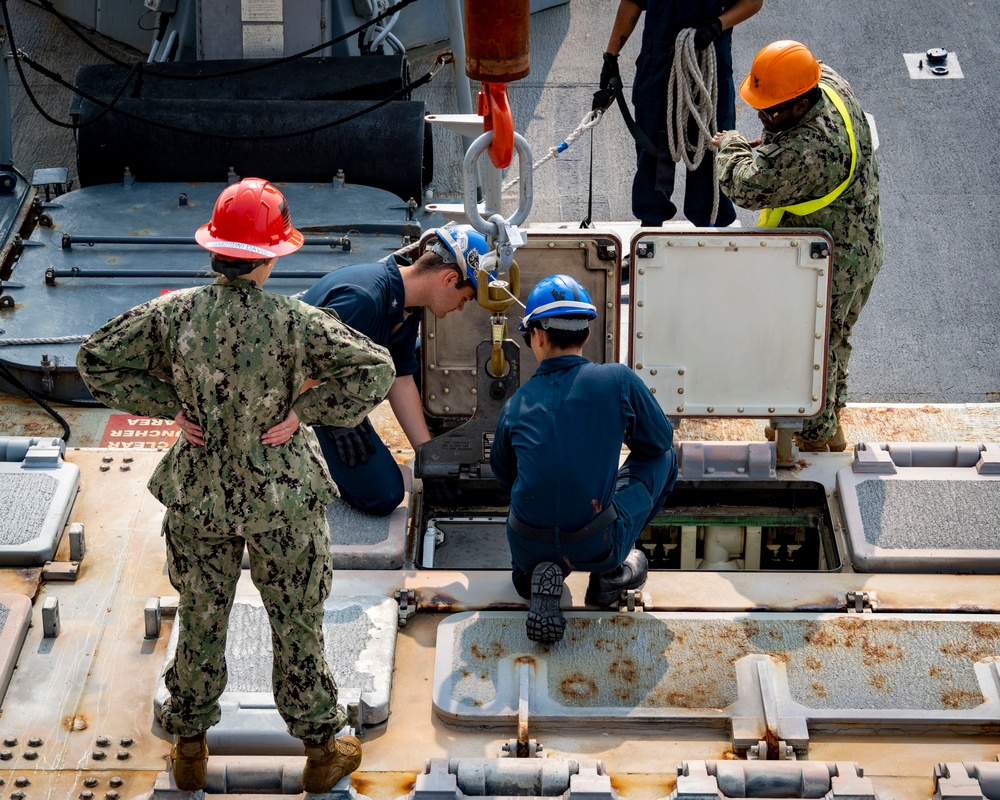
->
[519,274,598,332]
[427,224,491,290]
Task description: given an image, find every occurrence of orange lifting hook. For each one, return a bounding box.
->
[478,83,514,169]
[464,0,529,170]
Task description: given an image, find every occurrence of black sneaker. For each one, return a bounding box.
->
[526,562,566,643]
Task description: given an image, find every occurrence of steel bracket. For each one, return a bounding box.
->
[675,760,874,800]
[395,588,417,627]
[934,761,1000,800]
[851,442,898,474]
[845,590,874,613]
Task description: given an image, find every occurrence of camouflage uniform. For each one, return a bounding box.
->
[77,278,394,740]
[716,65,883,442]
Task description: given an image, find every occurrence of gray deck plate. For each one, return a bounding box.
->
[156,594,398,754]
[837,466,1000,573]
[0,460,80,565]
[434,611,1000,735]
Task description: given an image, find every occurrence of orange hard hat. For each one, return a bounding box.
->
[195,178,304,260]
[739,40,822,109]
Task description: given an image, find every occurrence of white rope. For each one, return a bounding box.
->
[502,110,603,193]
[0,335,89,346]
[666,27,720,225]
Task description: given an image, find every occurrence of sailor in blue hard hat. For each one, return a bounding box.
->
[492,274,678,644]
[301,223,488,515]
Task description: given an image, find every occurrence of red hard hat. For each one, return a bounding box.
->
[195,178,304,259]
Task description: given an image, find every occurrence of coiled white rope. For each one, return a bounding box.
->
[666,27,720,225]
[502,109,603,193]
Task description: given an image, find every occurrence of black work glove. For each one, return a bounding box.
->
[693,17,723,51]
[592,52,621,112]
[331,418,377,467]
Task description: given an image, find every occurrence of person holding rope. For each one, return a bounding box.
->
[595,0,763,228]
[711,41,882,452]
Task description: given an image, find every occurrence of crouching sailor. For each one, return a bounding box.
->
[490,274,678,643]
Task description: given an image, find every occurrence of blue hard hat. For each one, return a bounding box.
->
[427,224,491,289]
[519,274,598,333]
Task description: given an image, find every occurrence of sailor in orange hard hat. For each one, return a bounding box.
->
[711,41,884,453]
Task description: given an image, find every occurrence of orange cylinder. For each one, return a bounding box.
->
[464,0,530,83]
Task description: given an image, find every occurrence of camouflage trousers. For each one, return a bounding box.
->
[800,279,876,443]
[158,510,347,741]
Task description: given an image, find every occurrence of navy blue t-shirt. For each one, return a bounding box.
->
[300,256,420,377]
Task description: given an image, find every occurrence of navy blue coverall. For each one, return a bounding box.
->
[631,0,737,227]
[301,257,417,515]
[491,355,678,597]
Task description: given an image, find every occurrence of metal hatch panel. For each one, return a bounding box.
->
[434,611,1000,738]
[837,442,1000,573]
[421,228,621,418]
[0,437,80,565]
[1,181,414,402]
[629,230,833,419]
[155,594,398,754]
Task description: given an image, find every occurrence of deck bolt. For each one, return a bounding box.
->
[15,776,29,786]
[0,750,11,760]
[84,777,99,787]
[101,457,113,464]
[100,465,110,472]
[122,457,133,463]
[119,465,131,472]
[92,751,107,761]
[109,777,123,787]
[768,407,775,413]
[80,792,94,800]
[27,738,42,747]
[119,738,133,747]
[116,750,130,760]
[11,791,24,800]
[106,791,120,799]
[23,750,37,760]
[3,737,16,747]
[96,736,111,748]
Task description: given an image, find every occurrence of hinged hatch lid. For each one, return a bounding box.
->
[629,230,833,419]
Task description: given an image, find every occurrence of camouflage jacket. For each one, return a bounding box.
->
[717,65,883,295]
[77,278,395,532]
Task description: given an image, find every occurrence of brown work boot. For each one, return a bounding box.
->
[170,732,208,791]
[826,424,847,452]
[302,734,362,793]
[794,435,830,453]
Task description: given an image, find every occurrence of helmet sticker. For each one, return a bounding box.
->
[466,248,480,270]
[207,241,276,257]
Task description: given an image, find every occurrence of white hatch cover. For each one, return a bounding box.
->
[434,610,1000,743]
[0,437,80,565]
[837,442,1000,572]
[629,230,833,419]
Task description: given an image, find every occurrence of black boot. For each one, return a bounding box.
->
[526,562,566,643]
[585,549,648,608]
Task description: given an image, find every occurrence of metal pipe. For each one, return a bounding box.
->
[60,235,355,250]
[0,30,14,170]
[44,268,333,282]
[444,0,475,153]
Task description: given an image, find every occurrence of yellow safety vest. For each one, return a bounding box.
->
[757,83,857,228]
